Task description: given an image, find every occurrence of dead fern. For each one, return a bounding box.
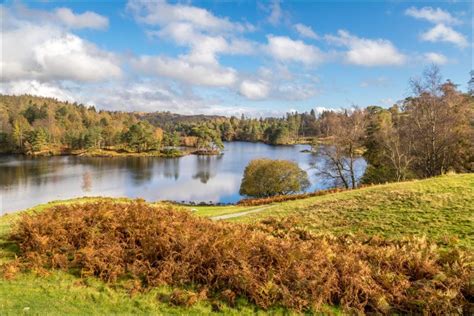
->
[5,201,472,314]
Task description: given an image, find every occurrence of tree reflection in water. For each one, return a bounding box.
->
[1,143,367,214]
[192,155,223,184]
[162,158,180,180]
[0,156,66,188]
[81,171,92,192]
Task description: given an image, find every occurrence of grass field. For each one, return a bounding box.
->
[1,173,472,315]
[233,173,474,249]
[190,174,474,249]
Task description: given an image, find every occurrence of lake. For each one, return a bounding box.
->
[0,142,366,214]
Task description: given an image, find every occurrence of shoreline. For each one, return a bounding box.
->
[0,147,224,158]
[0,139,319,158]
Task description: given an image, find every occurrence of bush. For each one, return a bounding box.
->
[6,201,472,314]
[239,159,310,198]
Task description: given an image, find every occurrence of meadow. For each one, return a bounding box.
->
[0,174,473,315]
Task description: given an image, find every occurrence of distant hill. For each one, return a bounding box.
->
[139,112,227,131]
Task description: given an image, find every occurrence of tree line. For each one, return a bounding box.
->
[0,96,333,154]
[0,95,225,155]
[0,66,472,186]
[314,66,473,188]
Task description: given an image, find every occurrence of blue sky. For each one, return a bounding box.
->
[1,0,472,116]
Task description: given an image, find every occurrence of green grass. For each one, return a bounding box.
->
[233,173,474,249]
[189,174,474,250]
[185,205,267,217]
[1,272,304,315]
[1,174,472,314]
[0,199,320,315]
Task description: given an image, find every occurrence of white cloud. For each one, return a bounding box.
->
[294,23,319,40]
[128,0,256,95]
[131,56,237,87]
[83,81,209,113]
[3,4,109,31]
[239,80,270,100]
[405,7,467,49]
[245,67,320,101]
[1,9,122,82]
[421,24,468,48]
[33,34,121,82]
[424,52,448,65]
[155,22,255,66]
[54,7,109,30]
[405,7,459,25]
[325,30,406,66]
[85,80,283,116]
[128,0,321,102]
[265,35,324,65]
[275,83,318,101]
[267,0,283,26]
[0,80,75,101]
[127,0,252,33]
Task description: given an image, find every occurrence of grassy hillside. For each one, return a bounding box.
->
[0,174,472,315]
[230,173,474,249]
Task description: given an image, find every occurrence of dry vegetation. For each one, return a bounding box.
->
[5,201,472,314]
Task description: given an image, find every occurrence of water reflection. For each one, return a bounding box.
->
[161,158,180,180]
[193,155,222,184]
[0,142,366,214]
[81,171,92,192]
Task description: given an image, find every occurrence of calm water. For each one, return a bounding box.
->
[0,142,366,214]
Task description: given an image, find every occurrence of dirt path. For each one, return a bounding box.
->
[210,205,275,220]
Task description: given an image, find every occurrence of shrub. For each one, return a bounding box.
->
[239,159,310,198]
[6,201,472,314]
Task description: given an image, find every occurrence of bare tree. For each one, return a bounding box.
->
[316,109,366,189]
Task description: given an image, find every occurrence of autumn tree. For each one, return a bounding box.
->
[12,116,31,151]
[239,159,310,197]
[404,66,473,177]
[362,106,414,183]
[316,109,366,189]
[362,66,473,183]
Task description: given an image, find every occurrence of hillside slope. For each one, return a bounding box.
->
[0,174,472,315]
[228,173,473,249]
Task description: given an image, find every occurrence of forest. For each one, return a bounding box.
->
[0,67,473,185]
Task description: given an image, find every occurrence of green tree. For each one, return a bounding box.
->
[12,117,31,151]
[84,127,103,149]
[0,132,9,151]
[239,159,310,197]
[25,128,49,152]
[122,122,157,152]
[221,121,235,141]
[23,104,47,124]
[266,124,291,145]
[191,126,224,152]
[163,131,181,148]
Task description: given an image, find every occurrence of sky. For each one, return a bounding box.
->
[1,0,472,117]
